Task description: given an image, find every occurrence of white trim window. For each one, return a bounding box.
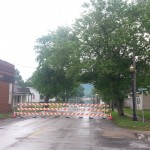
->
[9,84,13,104]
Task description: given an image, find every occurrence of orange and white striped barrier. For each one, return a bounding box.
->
[14,102,112,119]
[15,111,111,117]
[16,107,110,112]
[17,102,109,107]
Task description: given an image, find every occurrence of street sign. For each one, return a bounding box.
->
[138,88,147,91]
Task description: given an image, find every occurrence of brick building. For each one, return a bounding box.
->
[0,59,15,113]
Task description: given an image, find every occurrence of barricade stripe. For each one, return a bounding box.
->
[15,112,111,118]
[15,102,111,119]
[17,102,110,107]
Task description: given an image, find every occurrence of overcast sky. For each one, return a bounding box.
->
[0,0,87,81]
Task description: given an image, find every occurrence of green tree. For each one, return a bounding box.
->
[73,0,150,116]
[31,65,64,102]
[15,69,25,87]
[24,77,33,87]
[77,85,85,97]
[33,26,81,101]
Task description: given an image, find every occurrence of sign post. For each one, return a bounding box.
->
[141,91,144,123]
[138,88,147,123]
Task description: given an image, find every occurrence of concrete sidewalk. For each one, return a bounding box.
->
[97,118,150,143]
[111,110,150,142]
[124,113,150,141]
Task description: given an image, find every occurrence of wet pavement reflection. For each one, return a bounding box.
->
[0,117,150,150]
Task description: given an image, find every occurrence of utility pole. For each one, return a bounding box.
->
[129,50,138,121]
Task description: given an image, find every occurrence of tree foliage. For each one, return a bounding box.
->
[31,0,150,115]
[33,26,81,101]
[73,0,150,115]
[14,69,25,87]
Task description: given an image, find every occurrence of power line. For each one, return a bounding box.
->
[13,63,37,69]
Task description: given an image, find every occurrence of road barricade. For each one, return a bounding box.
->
[14,103,112,119]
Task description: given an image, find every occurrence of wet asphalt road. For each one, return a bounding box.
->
[0,116,150,150]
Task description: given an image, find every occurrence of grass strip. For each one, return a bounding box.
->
[0,113,12,119]
[112,111,150,131]
[123,108,150,120]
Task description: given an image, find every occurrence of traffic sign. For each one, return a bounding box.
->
[138,88,147,91]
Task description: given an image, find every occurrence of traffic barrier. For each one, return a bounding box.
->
[17,102,109,107]
[16,107,110,112]
[12,111,16,118]
[15,111,111,117]
[109,112,113,120]
[14,102,111,119]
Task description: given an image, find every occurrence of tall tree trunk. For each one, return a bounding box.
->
[44,96,49,108]
[111,100,114,112]
[116,98,124,116]
[44,96,49,103]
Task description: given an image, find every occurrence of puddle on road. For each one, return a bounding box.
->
[130,141,150,149]
[94,127,102,132]
[78,128,90,134]
[134,133,150,142]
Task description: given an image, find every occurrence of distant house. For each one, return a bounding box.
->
[13,86,45,107]
[136,93,150,110]
[124,97,131,108]
[27,87,44,103]
[0,59,15,113]
[13,85,32,107]
[124,93,150,110]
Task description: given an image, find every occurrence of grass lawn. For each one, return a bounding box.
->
[0,113,12,119]
[112,111,150,131]
[123,108,150,120]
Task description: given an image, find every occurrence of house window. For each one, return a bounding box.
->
[33,94,35,99]
[9,84,13,104]
[17,96,20,103]
[136,97,140,104]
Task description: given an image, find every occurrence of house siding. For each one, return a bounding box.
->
[124,93,150,110]
[0,59,15,113]
[0,81,12,113]
[143,94,150,109]
[28,87,44,102]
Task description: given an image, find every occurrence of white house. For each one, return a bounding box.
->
[28,87,44,103]
[13,85,32,107]
[13,85,45,108]
[124,93,150,110]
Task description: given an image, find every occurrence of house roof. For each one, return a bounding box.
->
[13,85,31,94]
[0,59,15,83]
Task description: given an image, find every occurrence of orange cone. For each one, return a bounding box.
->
[12,112,16,118]
[109,113,112,120]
